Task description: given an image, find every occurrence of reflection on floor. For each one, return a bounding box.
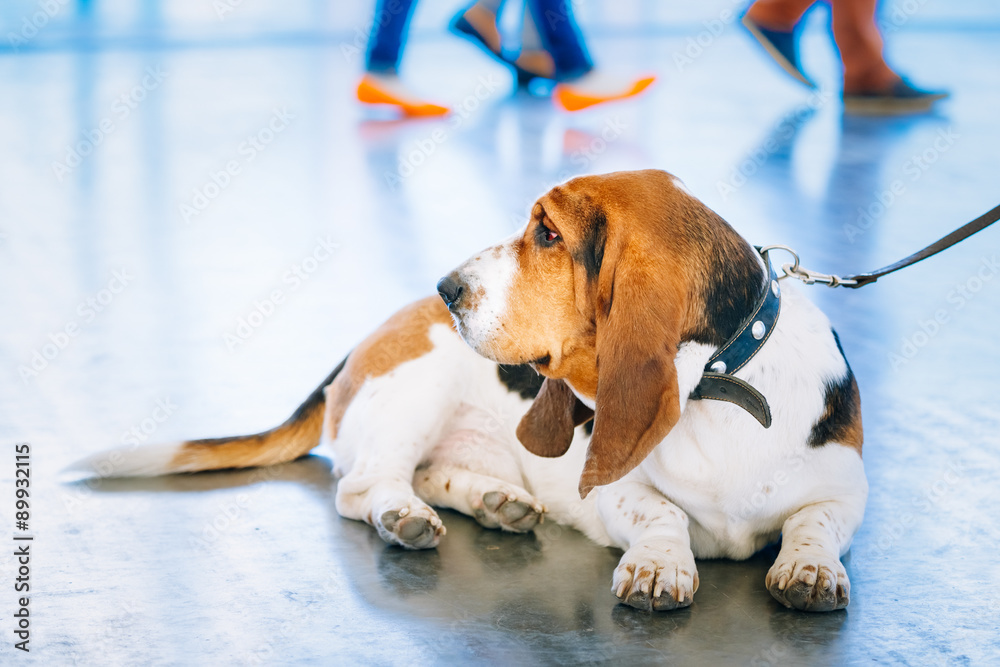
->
[1,1,998,664]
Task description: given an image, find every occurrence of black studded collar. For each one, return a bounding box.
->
[689,248,781,427]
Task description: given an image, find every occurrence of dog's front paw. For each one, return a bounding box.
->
[612,543,699,612]
[377,501,446,550]
[766,551,849,611]
[472,489,545,532]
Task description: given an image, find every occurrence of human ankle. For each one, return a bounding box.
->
[746,3,801,32]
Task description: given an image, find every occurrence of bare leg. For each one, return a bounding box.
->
[515,2,556,78]
[458,0,504,53]
[830,0,897,93]
[747,0,897,93]
[745,0,817,30]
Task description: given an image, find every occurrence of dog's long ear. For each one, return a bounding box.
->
[517,378,594,457]
[578,241,685,498]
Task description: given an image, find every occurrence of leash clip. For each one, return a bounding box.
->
[759,244,858,288]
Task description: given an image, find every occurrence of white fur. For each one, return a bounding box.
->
[445,230,521,359]
[75,205,864,611]
[64,442,183,479]
[327,277,867,609]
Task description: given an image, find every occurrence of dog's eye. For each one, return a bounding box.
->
[537,222,561,246]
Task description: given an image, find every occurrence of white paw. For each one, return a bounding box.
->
[471,488,546,532]
[612,542,699,611]
[766,548,849,611]
[375,499,446,550]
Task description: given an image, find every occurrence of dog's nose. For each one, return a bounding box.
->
[436,274,464,309]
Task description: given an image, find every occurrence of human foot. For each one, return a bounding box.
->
[451,5,502,53]
[511,49,556,85]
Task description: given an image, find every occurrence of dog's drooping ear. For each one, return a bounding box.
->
[517,378,594,458]
[578,241,686,498]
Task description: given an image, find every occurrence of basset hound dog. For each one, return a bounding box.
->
[72,170,868,612]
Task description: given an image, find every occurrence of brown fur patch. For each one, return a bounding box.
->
[324,296,454,441]
[171,358,347,472]
[840,381,864,456]
[488,170,768,496]
[808,368,864,457]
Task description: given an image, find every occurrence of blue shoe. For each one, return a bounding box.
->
[741,14,816,89]
[843,77,949,115]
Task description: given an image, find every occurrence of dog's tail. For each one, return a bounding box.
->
[66,357,346,479]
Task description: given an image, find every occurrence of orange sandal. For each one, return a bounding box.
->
[356,74,450,117]
[554,75,655,112]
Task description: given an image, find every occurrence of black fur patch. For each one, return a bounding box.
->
[497,364,545,400]
[572,207,607,282]
[809,330,861,447]
[686,237,765,347]
[189,354,347,447]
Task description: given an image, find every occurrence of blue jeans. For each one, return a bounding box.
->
[366,0,592,80]
[524,0,593,79]
[366,0,418,74]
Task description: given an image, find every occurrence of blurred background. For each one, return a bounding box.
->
[0,1,998,664]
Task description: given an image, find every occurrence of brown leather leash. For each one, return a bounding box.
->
[761,203,1000,289]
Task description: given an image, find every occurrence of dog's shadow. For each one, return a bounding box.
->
[71,457,847,656]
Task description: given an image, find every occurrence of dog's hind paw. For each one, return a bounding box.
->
[376,502,446,550]
[472,489,545,532]
[612,542,699,612]
[766,552,849,611]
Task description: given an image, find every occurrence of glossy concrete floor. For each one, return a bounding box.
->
[2,1,999,665]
